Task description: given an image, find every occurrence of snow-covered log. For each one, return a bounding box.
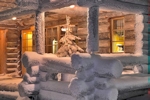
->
[72,53,123,78]
[111,74,150,93]
[77,0,148,14]
[94,77,111,89]
[75,68,94,82]
[23,73,40,84]
[22,52,42,68]
[40,81,71,95]
[39,90,76,100]
[16,0,38,9]
[118,0,148,6]
[118,89,148,100]
[133,64,150,74]
[26,65,40,76]
[18,82,40,97]
[39,72,52,82]
[22,52,75,74]
[71,53,98,70]
[35,11,45,54]
[86,6,99,53]
[93,57,123,78]
[69,78,94,97]
[94,88,118,100]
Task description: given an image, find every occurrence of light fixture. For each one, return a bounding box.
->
[69,5,75,8]
[12,17,17,20]
[61,27,67,32]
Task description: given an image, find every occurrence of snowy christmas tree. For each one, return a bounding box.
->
[56,16,84,57]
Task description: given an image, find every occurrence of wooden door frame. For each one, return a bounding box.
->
[0,30,7,74]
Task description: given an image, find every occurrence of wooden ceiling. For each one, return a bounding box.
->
[0,1,121,29]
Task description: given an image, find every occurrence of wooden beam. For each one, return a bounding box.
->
[0,7,36,21]
[77,0,148,14]
[35,10,45,54]
[40,0,77,12]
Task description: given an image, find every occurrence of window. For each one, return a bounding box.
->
[111,17,125,53]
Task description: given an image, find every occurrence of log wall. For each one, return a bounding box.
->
[77,11,135,54]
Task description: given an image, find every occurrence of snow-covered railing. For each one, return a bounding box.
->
[18,52,76,100]
[18,52,150,100]
[69,53,123,100]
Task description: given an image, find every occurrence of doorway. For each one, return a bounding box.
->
[21,29,34,75]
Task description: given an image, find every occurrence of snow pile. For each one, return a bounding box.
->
[69,53,122,100]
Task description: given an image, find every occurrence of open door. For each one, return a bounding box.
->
[0,30,7,74]
[21,28,34,75]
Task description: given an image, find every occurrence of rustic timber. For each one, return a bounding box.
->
[35,11,45,54]
[87,6,99,53]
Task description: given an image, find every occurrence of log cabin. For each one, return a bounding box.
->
[0,0,148,77]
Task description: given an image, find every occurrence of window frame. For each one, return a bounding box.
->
[110,16,125,53]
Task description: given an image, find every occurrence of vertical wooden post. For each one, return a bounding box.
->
[35,10,45,54]
[86,6,99,53]
[0,30,7,74]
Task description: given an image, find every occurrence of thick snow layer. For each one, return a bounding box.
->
[22,52,75,74]
[75,68,94,82]
[77,0,148,14]
[21,52,43,68]
[39,89,76,100]
[118,89,148,100]
[94,87,118,100]
[93,57,123,78]
[18,81,40,97]
[26,65,40,76]
[23,73,40,84]
[72,53,123,78]
[94,77,111,89]
[69,78,94,97]
[111,74,150,93]
[40,81,71,95]
[0,91,19,100]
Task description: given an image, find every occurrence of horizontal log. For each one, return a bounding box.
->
[124,14,135,22]
[118,0,148,6]
[99,32,110,40]
[40,81,71,95]
[99,25,110,33]
[124,21,135,30]
[99,40,110,47]
[99,47,110,53]
[71,53,123,78]
[118,89,148,100]
[125,46,135,53]
[94,88,118,100]
[77,0,148,14]
[125,40,135,46]
[22,52,75,74]
[41,0,77,12]
[99,12,125,19]
[99,18,109,23]
[39,90,75,100]
[125,30,135,39]
[99,22,110,26]
[101,55,149,65]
